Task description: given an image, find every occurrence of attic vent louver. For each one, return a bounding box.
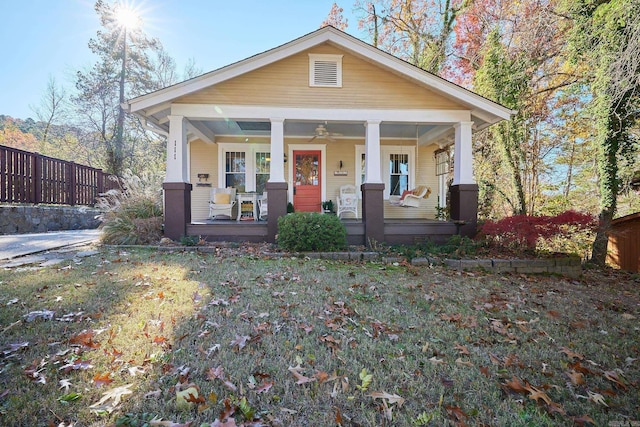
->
[309,54,343,88]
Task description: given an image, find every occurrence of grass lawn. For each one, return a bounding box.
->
[0,246,638,426]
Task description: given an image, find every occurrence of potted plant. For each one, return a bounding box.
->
[322,200,335,214]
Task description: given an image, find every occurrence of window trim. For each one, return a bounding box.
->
[308,54,343,88]
[355,145,415,200]
[218,143,271,193]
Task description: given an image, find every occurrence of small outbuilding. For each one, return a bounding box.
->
[607,212,640,272]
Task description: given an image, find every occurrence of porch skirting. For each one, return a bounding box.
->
[188,219,457,245]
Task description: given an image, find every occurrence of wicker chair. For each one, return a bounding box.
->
[209,188,236,219]
[337,185,358,218]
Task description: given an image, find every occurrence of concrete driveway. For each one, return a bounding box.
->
[0,229,101,260]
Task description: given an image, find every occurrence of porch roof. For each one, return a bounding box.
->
[126,26,514,143]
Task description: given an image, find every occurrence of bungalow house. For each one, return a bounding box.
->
[125,26,513,245]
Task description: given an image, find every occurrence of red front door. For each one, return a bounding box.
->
[293,150,321,212]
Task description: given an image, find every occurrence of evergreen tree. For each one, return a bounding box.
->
[74,0,161,175]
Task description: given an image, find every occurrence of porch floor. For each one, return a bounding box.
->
[188,218,457,245]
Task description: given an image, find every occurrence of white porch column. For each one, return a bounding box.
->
[364,120,383,183]
[452,121,475,185]
[269,118,285,182]
[165,115,188,183]
[439,175,447,208]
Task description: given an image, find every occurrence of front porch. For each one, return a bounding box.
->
[188,217,457,245]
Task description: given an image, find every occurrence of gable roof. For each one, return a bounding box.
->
[127,26,514,128]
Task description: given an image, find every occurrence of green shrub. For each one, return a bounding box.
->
[96,170,164,245]
[393,234,481,260]
[277,212,347,252]
[180,235,200,246]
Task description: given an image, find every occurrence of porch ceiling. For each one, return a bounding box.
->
[189,119,450,142]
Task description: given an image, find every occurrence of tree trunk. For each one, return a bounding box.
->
[590,110,620,265]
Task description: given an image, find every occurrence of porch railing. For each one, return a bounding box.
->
[0,144,119,206]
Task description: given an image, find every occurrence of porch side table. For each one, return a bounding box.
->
[236,193,258,221]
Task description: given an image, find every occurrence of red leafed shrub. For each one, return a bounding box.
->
[478,210,597,254]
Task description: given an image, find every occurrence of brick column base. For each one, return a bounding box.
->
[162,182,192,241]
[265,182,288,243]
[449,184,478,237]
[361,183,385,246]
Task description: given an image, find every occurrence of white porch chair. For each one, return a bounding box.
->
[337,184,358,218]
[389,185,431,207]
[258,192,268,221]
[209,187,236,219]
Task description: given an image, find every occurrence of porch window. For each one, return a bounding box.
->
[435,149,450,176]
[225,152,246,192]
[355,145,415,199]
[219,143,270,193]
[255,152,271,194]
[389,153,409,195]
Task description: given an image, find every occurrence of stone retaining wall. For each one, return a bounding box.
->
[425,257,582,277]
[129,245,583,277]
[0,205,101,234]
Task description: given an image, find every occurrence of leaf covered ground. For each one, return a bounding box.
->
[0,245,638,426]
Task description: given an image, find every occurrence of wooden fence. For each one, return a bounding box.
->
[0,145,119,206]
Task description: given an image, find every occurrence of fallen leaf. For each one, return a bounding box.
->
[89,384,133,413]
[93,372,114,387]
[586,390,608,407]
[176,386,201,410]
[335,406,343,425]
[69,330,100,349]
[23,310,55,322]
[128,366,145,376]
[429,356,446,365]
[560,347,584,360]
[454,343,470,355]
[59,379,72,392]
[455,358,473,367]
[256,381,273,394]
[369,391,406,407]
[501,376,528,395]
[545,401,566,416]
[230,335,250,350]
[479,366,490,378]
[2,341,29,356]
[288,365,316,385]
[207,366,225,381]
[445,405,468,423]
[525,385,553,405]
[149,417,193,427]
[58,392,82,403]
[153,336,168,344]
[566,370,585,386]
[603,370,627,390]
[572,414,596,426]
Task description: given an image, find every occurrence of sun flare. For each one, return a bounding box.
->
[115,3,140,30]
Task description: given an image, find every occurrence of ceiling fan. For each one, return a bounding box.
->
[308,123,342,142]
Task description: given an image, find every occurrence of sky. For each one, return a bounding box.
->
[0,0,360,120]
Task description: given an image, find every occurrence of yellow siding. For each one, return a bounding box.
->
[189,137,439,221]
[189,141,219,220]
[175,43,464,110]
[324,141,360,217]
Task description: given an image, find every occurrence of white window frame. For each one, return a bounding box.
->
[355,145,415,200]
[309,54,343,88]
[218,143,271,192]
